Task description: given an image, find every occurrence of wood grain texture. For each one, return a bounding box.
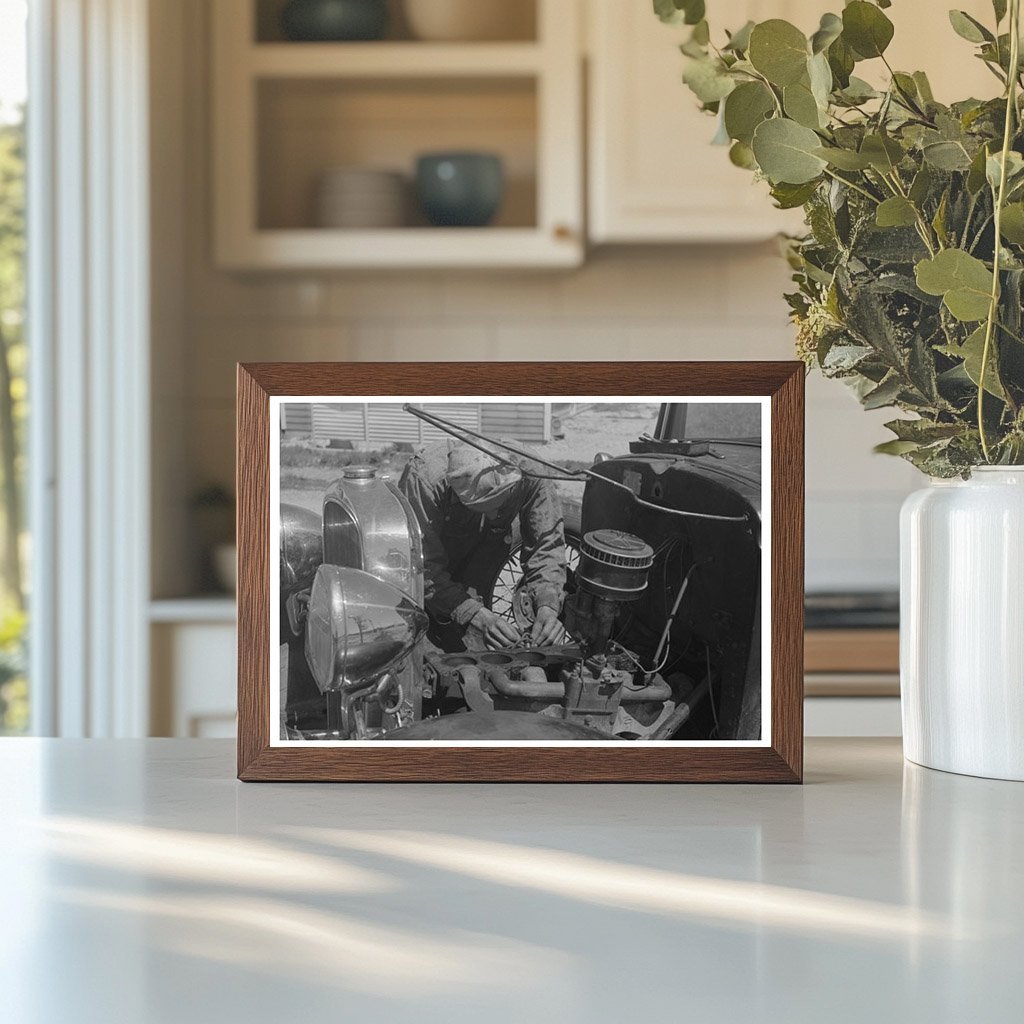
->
[804,629,899,674]
[236,361,805,783]
[237,366,271,778]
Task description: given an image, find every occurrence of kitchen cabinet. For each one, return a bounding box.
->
[150,601,237,738]
[587,0,812,243]
[211,0,583,269]
[586,0,999,244]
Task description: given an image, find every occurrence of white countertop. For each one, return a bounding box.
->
[1,738,1020,1023]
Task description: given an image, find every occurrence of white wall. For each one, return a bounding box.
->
[160,0,920,598]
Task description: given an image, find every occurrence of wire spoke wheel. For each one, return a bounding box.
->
[490,537,581,634]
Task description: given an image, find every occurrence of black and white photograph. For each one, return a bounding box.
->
[273,397,768,745]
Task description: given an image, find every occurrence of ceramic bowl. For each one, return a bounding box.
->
[281,0,388,42]
[316,168,407,228]
[415,152,504,228]
[403,0,534,42]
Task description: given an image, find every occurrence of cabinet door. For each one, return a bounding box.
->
[587,0,809,243]
[587,0,997,244]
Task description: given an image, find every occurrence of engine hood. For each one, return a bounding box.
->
[593,443,761,525]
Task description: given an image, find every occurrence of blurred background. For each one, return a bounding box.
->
[0,0,998,739]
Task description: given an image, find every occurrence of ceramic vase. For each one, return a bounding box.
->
[900,467,1024,780]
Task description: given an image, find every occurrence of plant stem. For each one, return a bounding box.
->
[884,171,939,254]
[962,191,980,248]
[821,167,882,205]
[969,213,994,253]
[979,0,1021,462]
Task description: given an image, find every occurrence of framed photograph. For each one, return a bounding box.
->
[237,362,804,782]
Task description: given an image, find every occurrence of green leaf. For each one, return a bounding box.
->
[913,71,935,104]
[842,1,895,59]
[1000,203,1024,244]
[653,0,705,26]
[784,80,824,129]
[837,76,879,104]
[875,439,922,455]
[986,150,1024,191]
[967,144,991,193]
[751,118,828,184]
[884,418,964,443]
[684,2,706,27]
[891,72,923,111]
[993,0,1008,24]
[810,12,843,54]
[827,36,856,88]
[723,81,775,144]
[862,374,903,409]
[939,325,1006,398]
[729,140,757,169]
[860,133,904,173]
[808,51,833,108]
[948,10,994,44]
[923,140,973,171]
[748,20,809,86]
[771,180,820,209]
[876,197,918,228]
[909,164,933,205]
[653,0,680,23]
[915,249,994,321]
[724,20,755,53]
[814,146,872,170]
[682,57,736,104]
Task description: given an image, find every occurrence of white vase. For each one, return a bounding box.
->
[900,467,1024,780]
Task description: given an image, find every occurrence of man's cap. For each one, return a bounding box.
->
[447,442,522,510]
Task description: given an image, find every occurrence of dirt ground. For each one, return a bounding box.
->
[279,402,661,512]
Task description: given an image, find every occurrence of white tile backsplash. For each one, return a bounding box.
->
[168,0,916,595]
[181,250,917,592]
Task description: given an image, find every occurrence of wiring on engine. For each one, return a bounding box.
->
[706,645,720,738]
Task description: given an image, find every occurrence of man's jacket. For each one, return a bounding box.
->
[398,439,567,628]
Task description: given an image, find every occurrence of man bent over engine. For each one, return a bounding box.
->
[398,439,567,652]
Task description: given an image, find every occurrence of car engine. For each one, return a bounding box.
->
[279,420,761,742]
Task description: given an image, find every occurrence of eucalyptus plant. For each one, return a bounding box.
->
[657,0,1024,475]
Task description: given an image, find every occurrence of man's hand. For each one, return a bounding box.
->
[469,608,522,650]
[531,605,562,647]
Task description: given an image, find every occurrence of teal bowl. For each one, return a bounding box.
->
[415,153,505,228]
[281,0,388,42]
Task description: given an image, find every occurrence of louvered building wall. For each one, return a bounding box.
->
[310,402,365,441]
[479,403,548,442]
[283,402,546,444]
[281,402,313,436]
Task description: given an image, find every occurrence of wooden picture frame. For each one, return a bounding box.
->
[237,362,804,782]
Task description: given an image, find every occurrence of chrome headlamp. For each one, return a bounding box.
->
[304,565,427,694]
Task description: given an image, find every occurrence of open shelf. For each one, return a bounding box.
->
[213,0,582,268]
[254,0,538,44]
[249,42,544,77]
[257,76,538,232]
[219,227,578,269]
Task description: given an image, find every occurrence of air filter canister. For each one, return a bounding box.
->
[575,529,655,601]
